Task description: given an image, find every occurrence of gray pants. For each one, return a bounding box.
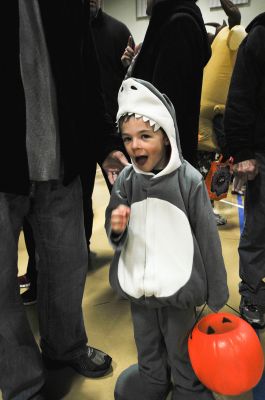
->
[0,178,88,400]
[239,152,265,305]
[115,303,214,400]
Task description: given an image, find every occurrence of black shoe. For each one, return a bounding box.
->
[43,346,112,378]
[18,274,31,288]
[21,286,37,306]
[239,297,265,329]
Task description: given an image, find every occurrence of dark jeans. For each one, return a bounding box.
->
[0,178,88,400]
[239,152,265,305]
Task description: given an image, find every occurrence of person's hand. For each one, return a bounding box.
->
[233,159,259,190]
[121,36,135,68]
[102,150,130,184]
[111,205,131,234]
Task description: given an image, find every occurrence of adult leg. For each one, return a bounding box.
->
[0,193,44,400]
[100,167,112,194]
[239,153,265,303]
[23,218,37,284]
[21,218,38,305]
[80,164,97,251]
[161,307,215,400]
[29,178,111,376]
[29,178,88,359]
[239,153,265,326]
[80,164,112,252]
[115,303,171,400]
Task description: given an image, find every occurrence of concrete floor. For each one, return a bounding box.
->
[1,167,264,400]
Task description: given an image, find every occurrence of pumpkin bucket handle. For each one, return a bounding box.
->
[189,303,241,339]
[189,303,207,339]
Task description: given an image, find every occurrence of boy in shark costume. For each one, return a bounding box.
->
[105,78,229,400]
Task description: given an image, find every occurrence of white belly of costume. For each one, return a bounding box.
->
[118,198,194,298]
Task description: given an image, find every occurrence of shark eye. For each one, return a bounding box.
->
[131,86,137,90]
[121,86,124,92]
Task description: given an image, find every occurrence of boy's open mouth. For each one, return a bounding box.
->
[135,156,148,166]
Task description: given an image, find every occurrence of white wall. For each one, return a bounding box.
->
[104,0,265,44]
[104,0,149,44]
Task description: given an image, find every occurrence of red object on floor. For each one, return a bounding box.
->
[188,312,264,395]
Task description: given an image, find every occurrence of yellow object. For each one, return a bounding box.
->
[198,25,247,152]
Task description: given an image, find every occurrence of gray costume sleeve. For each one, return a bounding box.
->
[189,179,229,312]
[105,168,131,250]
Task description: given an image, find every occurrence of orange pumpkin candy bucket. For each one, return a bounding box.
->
[188,312,264,395]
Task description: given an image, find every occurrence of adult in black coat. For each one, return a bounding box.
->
[0,1,128,399]
[90,0,133,120]
[79,0,133,254]
[224,12,265,329]
[130,0,211,167]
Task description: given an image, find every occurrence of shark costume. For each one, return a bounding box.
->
[105,78,229,400]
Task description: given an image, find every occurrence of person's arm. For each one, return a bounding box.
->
[189,178,229,312]
[82,2,126,167]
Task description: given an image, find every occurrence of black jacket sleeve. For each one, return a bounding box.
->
[82,3,123,165]
[224,26,265,162]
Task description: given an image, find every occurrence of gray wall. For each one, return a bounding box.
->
[104,0,265,44]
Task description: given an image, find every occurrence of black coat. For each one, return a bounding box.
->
[90,9,132,120]
[131,0,211,167]
[224,12,265,163]
[1,0,120,195]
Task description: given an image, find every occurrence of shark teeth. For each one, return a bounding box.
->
[117,113,161,131]
[154,123,161,131]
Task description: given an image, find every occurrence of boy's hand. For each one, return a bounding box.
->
[111,205,131,234]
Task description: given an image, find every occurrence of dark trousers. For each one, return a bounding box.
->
[21,163,112,288]
[0,178,88,400]
[23,218,37,284]
[115,303,214,400]
[239,152,265,305]
[80,164,112,248]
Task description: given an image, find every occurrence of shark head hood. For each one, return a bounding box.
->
[117,78,183,177]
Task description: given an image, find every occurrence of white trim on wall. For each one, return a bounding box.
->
[136,0,148,19]
[209,0,249,8]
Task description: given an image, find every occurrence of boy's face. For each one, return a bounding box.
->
[121,117,169,173]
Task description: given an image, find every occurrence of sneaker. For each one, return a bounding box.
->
[231,189,244,196]
[43,346,112,378]
[18,274,31,288]
[213,211,227,226]
[21,286,37,306]
[239,297,265,329]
